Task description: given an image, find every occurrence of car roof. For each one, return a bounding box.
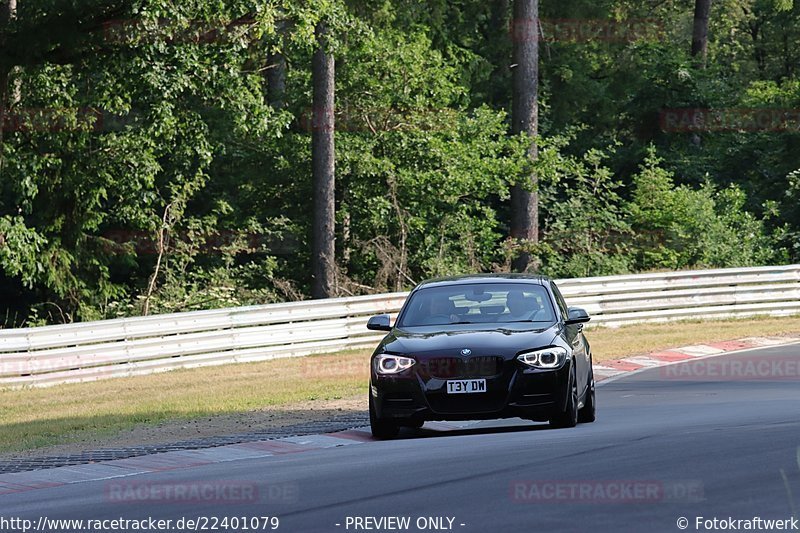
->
[414,273,551,291]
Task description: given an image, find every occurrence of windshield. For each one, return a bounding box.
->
[398,283,556,327]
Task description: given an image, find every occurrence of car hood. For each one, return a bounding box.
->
[379,323,561,357]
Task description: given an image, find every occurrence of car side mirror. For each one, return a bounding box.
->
[367,314,392,332]
[565,307,590,325]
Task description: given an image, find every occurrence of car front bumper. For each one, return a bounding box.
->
[371,360,573,423]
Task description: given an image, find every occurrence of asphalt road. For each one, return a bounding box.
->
[3,343,800,533]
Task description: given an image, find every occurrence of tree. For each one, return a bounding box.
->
[265,20,287,110]
[0,0,19,148]
[0,0,796,324]
[510,0,539,272]
[692,0,712,67]
[265,52,287,109]
[311,21,336,298]
[487,0,512,106]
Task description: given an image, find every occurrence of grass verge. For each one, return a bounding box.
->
[1,314,799,454]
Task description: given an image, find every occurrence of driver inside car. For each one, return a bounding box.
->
[422,297,460,325]
[505,290,541,322]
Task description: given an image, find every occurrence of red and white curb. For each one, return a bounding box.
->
[593,335,800,383]
[2,335,798,495]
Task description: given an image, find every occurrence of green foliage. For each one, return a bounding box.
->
[536,143,634,278]
[629,150,780,270]
[0,0,797,326]
[0,216,46,288]
[342,107,528,287]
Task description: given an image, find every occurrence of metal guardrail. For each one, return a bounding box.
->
[1,265,799,387]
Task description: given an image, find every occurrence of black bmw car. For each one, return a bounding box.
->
[366,274,595,439]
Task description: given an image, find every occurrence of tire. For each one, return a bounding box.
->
[578,369,596,423]
[550,365,579,429]
[369,394,399,439]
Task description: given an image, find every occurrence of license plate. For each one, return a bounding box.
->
[446,379,487,394]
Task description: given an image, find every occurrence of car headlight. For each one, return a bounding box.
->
[374,354,416,375]
[517,346,568,369]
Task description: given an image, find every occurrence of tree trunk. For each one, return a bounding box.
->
[1,0,19,151]
[510,0,539,273]
[488,0,511,106]
[691,0,711,68]
[311,22,336,299]
[6,0,19,104]
[266,52,287,109]
[265,20,287,110]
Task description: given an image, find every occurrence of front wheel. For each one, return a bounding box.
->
[578,369,596,423]
[549,366,578,429]
[369,394,399,439]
